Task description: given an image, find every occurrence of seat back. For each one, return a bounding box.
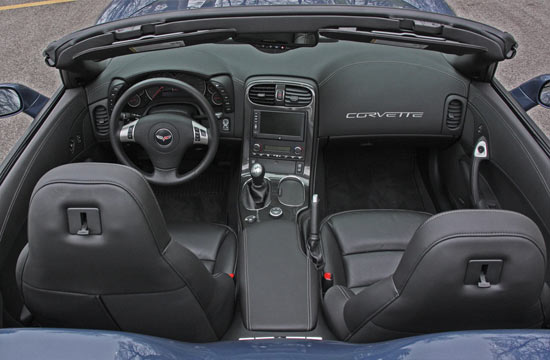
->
[344,210,548,342]
[17,163,234,342]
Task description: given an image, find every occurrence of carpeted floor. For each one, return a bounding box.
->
[152,166,230,225]
[324,145,435,215]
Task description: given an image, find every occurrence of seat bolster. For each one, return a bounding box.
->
[162,239,235,339]
[541,283,550,327]
[323,285,354,340]
[168,223,237,274]
[213,226,238,275]
[320,223,347,287]
[15,243,29,298]
[344,276,398,341]
[209,273,236,337]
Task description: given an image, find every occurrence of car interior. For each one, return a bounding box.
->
[1,9,550,344]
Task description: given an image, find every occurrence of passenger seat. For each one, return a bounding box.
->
[321,209,549,342]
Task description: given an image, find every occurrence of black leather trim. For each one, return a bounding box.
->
[323,285,353,339]
[239,220,318,331]
[320,209,430,290]
[322,209,547,343]
[17,163,236,342]
[168,222,237,274]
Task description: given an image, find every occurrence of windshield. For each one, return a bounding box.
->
[97,0,455,24]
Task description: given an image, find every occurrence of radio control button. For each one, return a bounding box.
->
[294,146,303,155]
[253,143,262,152]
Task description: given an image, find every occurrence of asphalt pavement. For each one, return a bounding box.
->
[0,0,111,161]
[0,0,548,162]
[446,0,550,135]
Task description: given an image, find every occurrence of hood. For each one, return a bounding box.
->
[97,0,454,24]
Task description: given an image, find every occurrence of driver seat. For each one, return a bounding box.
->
[16,163,236,342]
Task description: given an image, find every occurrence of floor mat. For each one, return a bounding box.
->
[324,146,435,215]
[152,168,229,225]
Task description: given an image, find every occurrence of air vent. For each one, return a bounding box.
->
[284,85,312,107]
[446,99,464,130]
[249,84,276,105]
[93,105,109,136]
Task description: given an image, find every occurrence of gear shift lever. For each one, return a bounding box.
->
[242,163,270,210]
[251,163,265,187]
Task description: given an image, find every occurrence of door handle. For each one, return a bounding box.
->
[471,137,489,208]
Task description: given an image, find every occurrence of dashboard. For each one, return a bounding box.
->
[86,41,470,148]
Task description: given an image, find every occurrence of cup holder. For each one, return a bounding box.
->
[278,177,305,207]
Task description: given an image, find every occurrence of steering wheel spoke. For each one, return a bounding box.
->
[151,167,180,184]
[192,121,209,145]
[119,119,139,143]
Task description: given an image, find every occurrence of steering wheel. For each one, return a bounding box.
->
[110,78,219,186]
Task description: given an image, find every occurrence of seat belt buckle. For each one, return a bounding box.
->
[322,272,333,293]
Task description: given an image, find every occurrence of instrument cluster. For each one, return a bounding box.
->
[124,72,225,111]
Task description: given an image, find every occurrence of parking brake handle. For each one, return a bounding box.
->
[471,137,490,209]
[308,194,325,269]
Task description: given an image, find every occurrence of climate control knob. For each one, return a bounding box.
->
[293,146,303,156]
[253,143,262,152]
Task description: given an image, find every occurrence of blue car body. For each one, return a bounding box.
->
[2,328,550,360]
[97,0,455,24]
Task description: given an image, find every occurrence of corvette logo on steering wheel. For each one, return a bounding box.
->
[154,129,173,146]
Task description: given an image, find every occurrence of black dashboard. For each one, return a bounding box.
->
[85,40,472,181]
[87,41,469,145]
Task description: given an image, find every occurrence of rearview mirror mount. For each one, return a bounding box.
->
[0,83,49,119]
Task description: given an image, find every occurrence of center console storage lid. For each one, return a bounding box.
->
[239,220,318,331]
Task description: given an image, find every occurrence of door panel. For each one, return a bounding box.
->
[0,88,92,322]
[442,81,550,276]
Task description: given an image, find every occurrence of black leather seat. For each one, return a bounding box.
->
[167,222,236,274]
[16,163,236,342]
[321,209,549,342]
[320,210,431,294]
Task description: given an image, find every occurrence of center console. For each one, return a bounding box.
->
[233,77,323,337]
[240,77,316,224]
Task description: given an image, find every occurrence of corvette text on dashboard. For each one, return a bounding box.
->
[346,112,424,119]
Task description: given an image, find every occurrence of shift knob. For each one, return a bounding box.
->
[251,163,265,187]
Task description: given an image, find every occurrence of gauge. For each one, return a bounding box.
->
[175,73,206,95]
[207,83,217,94]
[127,93,142,108]
[211,92,223,106]
[146,86,165,100]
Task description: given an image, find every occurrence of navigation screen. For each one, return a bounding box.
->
[259,111,305,138]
